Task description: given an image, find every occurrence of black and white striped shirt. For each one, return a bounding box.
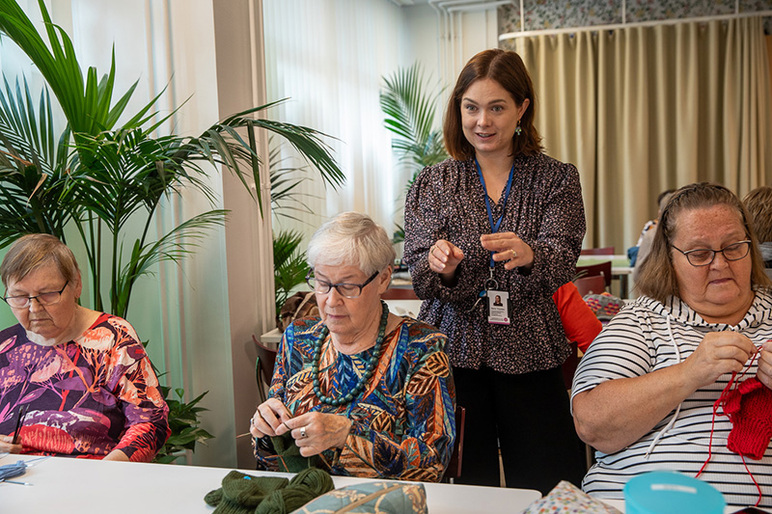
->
[571,291,772,508]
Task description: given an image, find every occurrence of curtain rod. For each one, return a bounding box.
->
[499,10,772,41]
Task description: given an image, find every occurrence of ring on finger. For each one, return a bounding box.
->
[510,249,518,259]
[299,426,307,439]
[282,421,292,432]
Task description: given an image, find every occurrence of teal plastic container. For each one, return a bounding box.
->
[624,471,725,514]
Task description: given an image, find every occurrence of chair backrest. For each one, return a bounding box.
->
[561,341,579,390]
[252,335,278,404]
[574,275,607,297]
[444,405,466,482]
[381,287,420,300]
[575,261,612,288]
[580,246,615,255]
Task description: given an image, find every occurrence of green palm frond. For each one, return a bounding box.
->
[273,230,310,315]
[111,210,228,318]
[0,76,74,244]
[380,63,448,173]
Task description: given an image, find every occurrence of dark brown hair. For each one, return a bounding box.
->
[743,186,772,243]
[1,233,81,289]
[637,182,771,301]
[443,49,543,160]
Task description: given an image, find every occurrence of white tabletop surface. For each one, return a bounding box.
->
[1,454,542,513]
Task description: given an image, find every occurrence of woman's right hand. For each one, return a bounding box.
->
[428,240,464,284]
[0,434,22,454]
[681,331,757,389]
[249,398,292,438]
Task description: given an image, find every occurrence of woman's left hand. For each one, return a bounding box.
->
[480,232,534,270]
[281,411,352,457]
[0,435,22,454]
[757,341,772,389]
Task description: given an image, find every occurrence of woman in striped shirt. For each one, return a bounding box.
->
[572,182,772,508]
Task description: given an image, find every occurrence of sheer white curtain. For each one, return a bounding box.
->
[262,0,402,240]
[506,17,772,250]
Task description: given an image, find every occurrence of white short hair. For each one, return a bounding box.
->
[307,212,396,275]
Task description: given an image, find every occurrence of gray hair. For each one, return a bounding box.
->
[307,212,396,275]
[1,233,81,288]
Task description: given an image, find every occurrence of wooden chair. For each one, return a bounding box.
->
[561,341,580,390]
[381,287,420,300]
[444,405,466,483]
[580,246,615,255]
[574,275,607,296]
[575,261,612,289]
[252,335,278,404]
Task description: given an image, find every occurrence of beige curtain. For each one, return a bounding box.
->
[504,17,772,251]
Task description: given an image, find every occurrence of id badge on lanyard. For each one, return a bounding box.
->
[475,158,514,325]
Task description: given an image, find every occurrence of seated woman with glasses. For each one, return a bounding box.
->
[572,183,772,508]
[249,212,455,481]
[0,234,169,461]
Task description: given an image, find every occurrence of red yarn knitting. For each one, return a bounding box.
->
[719,376,772,460]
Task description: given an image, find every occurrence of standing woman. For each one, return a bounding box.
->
[403,48,586,492]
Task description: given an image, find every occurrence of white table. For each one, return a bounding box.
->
[1,454,542,513]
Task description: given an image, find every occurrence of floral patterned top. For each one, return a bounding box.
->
[403,155,586,374]
[254,316,456,482]
[0,314,169,461]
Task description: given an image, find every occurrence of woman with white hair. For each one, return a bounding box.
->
[249,212,455,482]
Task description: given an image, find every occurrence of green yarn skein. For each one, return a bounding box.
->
[255,468,335,514]
[204,470,289,514]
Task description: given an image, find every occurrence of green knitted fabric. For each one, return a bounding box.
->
[255,468,335,514]
[204,470,289,514]
[203,468,333,514]
[271,432,323,472]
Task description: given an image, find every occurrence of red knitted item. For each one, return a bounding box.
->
[719,376,772,460]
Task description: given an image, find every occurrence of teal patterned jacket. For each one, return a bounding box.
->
[254,316,456,482]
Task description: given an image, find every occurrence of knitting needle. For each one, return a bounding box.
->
[236,432,252,439]
[0,478,32,486]
[11,403,28,445]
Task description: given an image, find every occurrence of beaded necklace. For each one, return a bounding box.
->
[312,300,389,406]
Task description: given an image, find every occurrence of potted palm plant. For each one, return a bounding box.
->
[380,63,448,243]
[0,0,343,462]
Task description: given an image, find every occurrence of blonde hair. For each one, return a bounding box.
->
[743,186,772,243]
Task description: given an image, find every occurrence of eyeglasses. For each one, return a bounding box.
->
[2,280,69,309]
[671,240,751,267]
[306,271,379,298]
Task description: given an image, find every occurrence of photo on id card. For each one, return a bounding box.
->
[487,290,510,325]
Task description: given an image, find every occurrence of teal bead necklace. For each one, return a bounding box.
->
[312,300,389,406]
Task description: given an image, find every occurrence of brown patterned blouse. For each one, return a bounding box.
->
[403,154,586,374]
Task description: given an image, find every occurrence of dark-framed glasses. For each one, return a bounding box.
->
[671,240,751,267]
[2,280,69,309]
[306,270,379,298]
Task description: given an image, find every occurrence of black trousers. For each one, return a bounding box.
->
[452,365,586,494]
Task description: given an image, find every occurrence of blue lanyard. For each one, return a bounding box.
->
[475,158,515,268]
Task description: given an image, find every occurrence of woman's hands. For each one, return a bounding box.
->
[757,340,772,389]
[480,232,533,270]
[681,332,758,390]
[0,435,21,454]
[428,240,464,285]
[250,399,352,457]
[428,232,533,281]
